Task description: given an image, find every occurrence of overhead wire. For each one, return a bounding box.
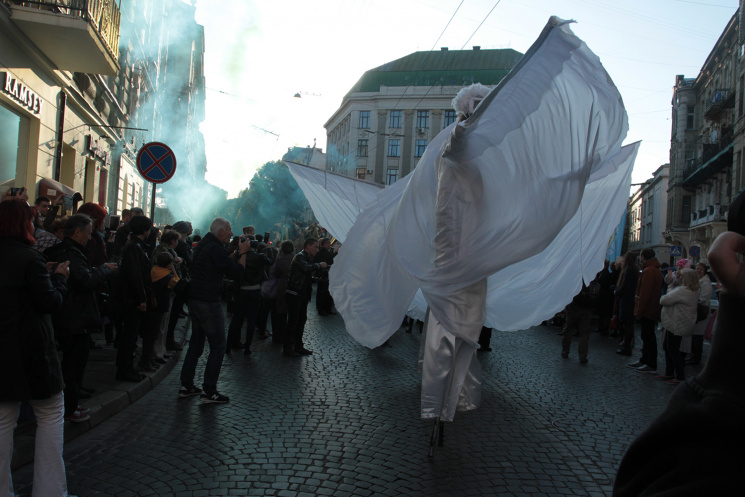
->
[346,1,503,172]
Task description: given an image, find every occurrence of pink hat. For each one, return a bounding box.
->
[676,258,691,269]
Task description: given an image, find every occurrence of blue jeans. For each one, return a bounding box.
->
[180,300,226,394]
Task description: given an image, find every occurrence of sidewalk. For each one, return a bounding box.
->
[10,316,191,471]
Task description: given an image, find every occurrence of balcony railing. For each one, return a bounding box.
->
[703,88,735,121]
[8,0,120,75]
[690,203,727,227]
[682,130,733,187]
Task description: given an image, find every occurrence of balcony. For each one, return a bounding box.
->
[690,203,727,228]
[682,130,733,187]
[9,0,120,76]
[703,88,735,121]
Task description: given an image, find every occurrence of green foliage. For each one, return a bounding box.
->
[232,161,314,236]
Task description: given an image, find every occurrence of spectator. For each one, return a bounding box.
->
[44,214,117,422]
[613,231,744,496]
[685,262,712,365]
[178,217,249,403]
[165,221,193,351]
[657,268,699,384]
[630,248,663,373]
[114,215,153,382]
[614,252,638,356]
[269,240,295,344]
[226,237,273,355]
[561,283,594,363]
[0,198,72,497]
[140,252,180,371]
[284,238,327,357]
[315,237,337,316]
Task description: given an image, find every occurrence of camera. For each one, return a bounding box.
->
[9,187,22,196]
[250,240,259,249]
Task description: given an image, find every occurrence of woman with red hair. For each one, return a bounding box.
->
[0,198,73,497]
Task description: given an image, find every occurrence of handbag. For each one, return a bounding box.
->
[609,315,618,331]
[261,275,278,299]
[696,303,709,322]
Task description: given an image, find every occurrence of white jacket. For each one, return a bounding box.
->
[660,286,698,336]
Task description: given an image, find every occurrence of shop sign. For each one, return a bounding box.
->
[86,134,110,165]
[1,72,43,114]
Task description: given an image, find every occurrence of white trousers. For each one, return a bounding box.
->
[0,392,69,497]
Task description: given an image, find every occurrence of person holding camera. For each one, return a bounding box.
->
[226,236,273,355]
[178,218,249,403]
[284,238,327,357]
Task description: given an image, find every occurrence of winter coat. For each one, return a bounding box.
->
[44,237,115,333]
[0,238,67,401]
[660,285,698,336]
[273,251,294,313]
[635,257,662,321]
[189,232,244,303]
[614,265,639,321]
[116,237,151,308]
[286,250,322,302]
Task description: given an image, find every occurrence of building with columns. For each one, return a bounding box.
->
[324,47,522,185]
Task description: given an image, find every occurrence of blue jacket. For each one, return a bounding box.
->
[189,232,244,302]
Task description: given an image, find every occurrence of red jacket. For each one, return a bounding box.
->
[635,257,662,320]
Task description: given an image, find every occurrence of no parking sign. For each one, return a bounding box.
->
[136,142,177,183]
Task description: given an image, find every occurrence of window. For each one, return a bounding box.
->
[357,139,368,157]
[386,168,398,185]
[359,111,370,129]
[416,110,429,128]
[740,76,744,118]
[444,110,457,127]
[388,139,400,157]
[389,110,402,128]
[0,104,21,184]
[356,168,366,179]
[415,139,427,157]
[682,196,691,223]
[686,105,695,130]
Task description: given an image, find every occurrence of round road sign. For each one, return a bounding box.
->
[136,142,177,183]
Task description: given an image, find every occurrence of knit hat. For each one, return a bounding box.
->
[172,221,190,234]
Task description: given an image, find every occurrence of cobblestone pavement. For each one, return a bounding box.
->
[13,309,690,497]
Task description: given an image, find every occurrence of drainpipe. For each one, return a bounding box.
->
[53,91,66,182]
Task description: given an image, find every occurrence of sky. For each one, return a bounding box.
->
[193,0,740,198]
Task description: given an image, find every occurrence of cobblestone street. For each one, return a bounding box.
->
[14,309,678,497]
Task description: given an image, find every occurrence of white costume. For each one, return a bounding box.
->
[286,17,639,422]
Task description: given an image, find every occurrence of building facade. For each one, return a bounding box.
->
[665,8,740,263]
[324,47,522,185]
[1,0,210,226]
[629,164,670,262]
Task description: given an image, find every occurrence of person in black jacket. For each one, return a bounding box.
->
[284,238,327,357]
[43,214,117,422]
[0,197,72,497]
[165,220,193,351]
[315,237,337,316]
[114,215,153,382]
[179,217,249,403]
[226,239,273,355]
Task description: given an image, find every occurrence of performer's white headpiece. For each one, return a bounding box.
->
[451,83,492,119]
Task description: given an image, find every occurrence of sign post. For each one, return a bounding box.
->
[136,142,176,220]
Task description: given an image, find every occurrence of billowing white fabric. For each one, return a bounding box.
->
[287,17,639,421]
[284,161,383,243]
